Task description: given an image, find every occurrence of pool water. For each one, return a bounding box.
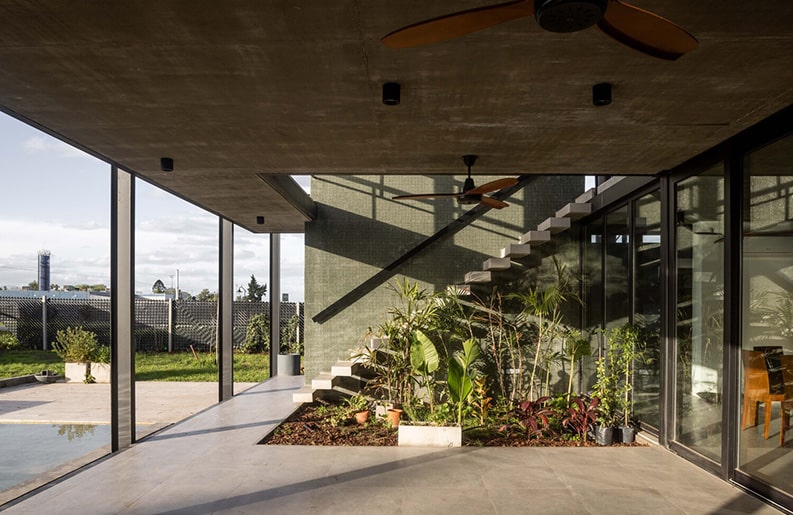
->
[0,423,111,493]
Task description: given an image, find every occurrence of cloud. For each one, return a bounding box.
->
[22,136,88,159]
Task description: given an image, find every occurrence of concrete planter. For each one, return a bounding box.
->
[65,362,111,383]
[277,354,302,376]
[398,424,462,447]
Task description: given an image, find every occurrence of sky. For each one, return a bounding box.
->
[0,113,308,301]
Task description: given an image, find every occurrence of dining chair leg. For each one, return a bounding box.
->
[764,401,772,439]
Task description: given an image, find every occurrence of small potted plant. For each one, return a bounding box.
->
[592,338,619,445]
[52,326,109,384]
[611,323,643,443]
[345,393,370,425]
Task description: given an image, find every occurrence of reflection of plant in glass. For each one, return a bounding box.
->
[760,291,793,338]
[56,424,96,441]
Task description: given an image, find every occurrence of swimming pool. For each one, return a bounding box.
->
[0,423,111,495]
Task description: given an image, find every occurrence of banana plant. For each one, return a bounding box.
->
[410,329,440,412]
[448,338,481,425]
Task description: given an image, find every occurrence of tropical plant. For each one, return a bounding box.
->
[52,326,105,384]
[610,323,644,427]
[448,338,482,425]
[563,329,591,401]
[345,393,369,413]
[510,257,580,400]
[562,395,600,443]
[592,331,620,427]
[507,396,554,439]
[410,330,440,412]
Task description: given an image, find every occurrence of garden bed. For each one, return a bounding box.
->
[260,402,648,447]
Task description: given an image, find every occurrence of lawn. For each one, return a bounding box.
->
[0,350,270,383]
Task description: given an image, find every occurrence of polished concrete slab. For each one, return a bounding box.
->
[1,376,783,514]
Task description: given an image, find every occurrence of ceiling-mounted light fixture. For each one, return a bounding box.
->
[593,82,612,106]
[256,216,265,225]
[160,157,174,172]
[382,82,400,105]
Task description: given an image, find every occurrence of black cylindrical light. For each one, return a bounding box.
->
[256,216,265,225]
[382,82,400,105]
[592,82,612,106]
[160,157,174,172]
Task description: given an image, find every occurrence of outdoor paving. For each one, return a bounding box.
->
[0,376,784,514]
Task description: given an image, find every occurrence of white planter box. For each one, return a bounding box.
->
[398,425,462,448]
[65,362,111,383]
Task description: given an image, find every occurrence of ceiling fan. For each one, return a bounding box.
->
[381,0,697,61]
[393,155,518,209]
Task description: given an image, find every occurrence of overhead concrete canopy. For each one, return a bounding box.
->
[1,1,792,232]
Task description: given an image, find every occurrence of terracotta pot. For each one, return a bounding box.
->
[354,410,370,425]
[386,408,403,428]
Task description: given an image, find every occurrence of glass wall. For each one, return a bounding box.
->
[674,166,724,462]
[633,192,662,429]
[604,206,630,329]
[738,133,793,495]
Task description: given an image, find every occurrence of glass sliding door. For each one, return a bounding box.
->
[633,191,662,429]
[738,133,793,495]
[674,166,725,462]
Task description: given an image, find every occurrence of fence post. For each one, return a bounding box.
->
[295,302,301,344]
[41,295,48,350]
[167,298,174,353]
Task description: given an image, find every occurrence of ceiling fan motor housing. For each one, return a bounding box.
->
[535,0,607,33]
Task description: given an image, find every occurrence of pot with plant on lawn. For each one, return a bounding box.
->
[53,326,110,384]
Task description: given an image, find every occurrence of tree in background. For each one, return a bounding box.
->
[195,288,218,301]
[152,279,167,294]
[27,280,38,290]
[245,274,267,302]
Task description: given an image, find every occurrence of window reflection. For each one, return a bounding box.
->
[675,167,724,462]
[739,133,793,494]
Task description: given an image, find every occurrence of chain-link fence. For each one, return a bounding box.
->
[0,296,304,353]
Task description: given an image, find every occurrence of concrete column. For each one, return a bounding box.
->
[269,233,280,377]
[218,218,234,400]
[110,166,135,451]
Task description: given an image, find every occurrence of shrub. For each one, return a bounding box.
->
[242,314,269,353]
[52,326,102,363]
[0,331,20,351]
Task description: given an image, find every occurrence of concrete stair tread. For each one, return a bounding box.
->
[538,217,571,233]
[483,257,511,271]
[465,271,492,284]
[518,230,551,245]
[501,243,531,258]
[555,202,592,220]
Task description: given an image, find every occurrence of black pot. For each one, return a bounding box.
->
[595,425,614,446]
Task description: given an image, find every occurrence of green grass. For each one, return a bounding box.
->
[0,350,64,378]
[0,350,270,383]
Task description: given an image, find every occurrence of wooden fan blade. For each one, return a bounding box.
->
[598,0,697,60]
[468,177,519,195]
[381,0,534,49]
[393,192,461,200]
[480,196,509,209]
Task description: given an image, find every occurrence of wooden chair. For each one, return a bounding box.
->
[741,349,791,443]
[778,355,793,446]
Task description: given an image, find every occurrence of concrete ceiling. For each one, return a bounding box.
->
[1,1,792,233]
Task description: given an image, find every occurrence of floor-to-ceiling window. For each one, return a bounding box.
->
[633,191,662,429]
[674,166,725,462]
[738,132,793,495]
[604,206,630,329]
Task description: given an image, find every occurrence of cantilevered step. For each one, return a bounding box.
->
[293,385,316,403]
[483,257,511,271]
[538,217,571,233]
[465,271,492,284]
[519,230,551,246]
[311,373,336,391]
[555,202,592,220]
[575,188,596,204]
[501,243,531,258]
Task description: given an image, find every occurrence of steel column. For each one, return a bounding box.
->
[110,166,135,451]
[218,218,234,401]
[269,234,281,377]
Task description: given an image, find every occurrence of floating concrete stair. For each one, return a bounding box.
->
[555,202,591,220]
[518,230,551,246]
[596,176,624,193]
[292,353,378,404]
[500,243,531,258]
[483,257,511,271]
[465,271,492,284]
[538,217,571,233]
[575,188,596,204]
